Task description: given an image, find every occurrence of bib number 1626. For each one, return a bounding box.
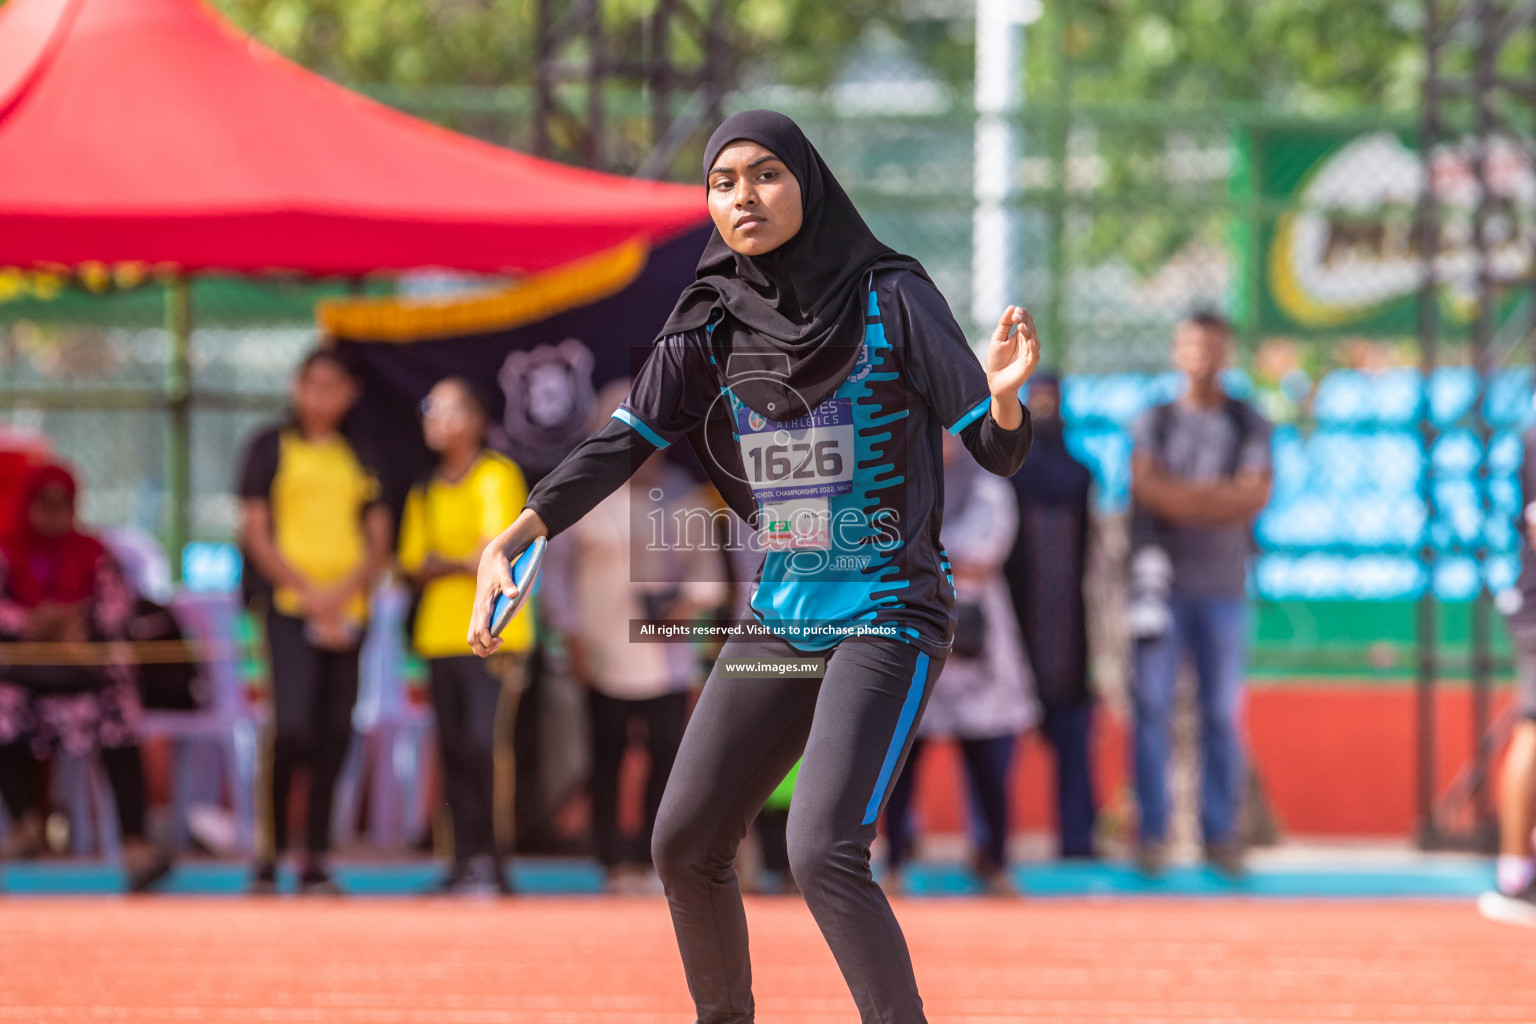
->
[748,440,843,484]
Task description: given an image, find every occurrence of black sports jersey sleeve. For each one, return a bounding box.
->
[894,274,1032,477]
[616,330,720,448]
[522,418,637,538]
[524,331,718,538]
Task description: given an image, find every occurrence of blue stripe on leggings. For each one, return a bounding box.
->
[862,651,930,826]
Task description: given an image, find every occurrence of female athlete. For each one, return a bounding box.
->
[469,109,1040,1024]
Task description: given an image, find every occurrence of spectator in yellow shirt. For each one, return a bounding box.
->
[238,349,391,896]
[399,377,531,895]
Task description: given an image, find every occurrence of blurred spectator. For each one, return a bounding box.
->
[883,433,1037,895]
[102,526,175,606]
[0,429,52,541]
[1128,313,1272,877]
[237,350,390,895]
[541,381,725,893]
[720,528,799,895]
[0,463,173,891]
[103,527,199,714]
[398,377,529,896]
[1005,371,1099,859]
[1485,422,1536,918]
[1250,338,1315,427]
[751,763,798,895]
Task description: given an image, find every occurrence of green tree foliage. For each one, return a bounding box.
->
[0,0,1441,272]
[1049,0,1424,113]
[0,0,1421,117]
[214,0,536,86]
[0,0,1432,107]
[1027,1,1425,274]
[206,0,890,89]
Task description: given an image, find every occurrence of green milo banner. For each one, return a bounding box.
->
[1247,125,1534,338]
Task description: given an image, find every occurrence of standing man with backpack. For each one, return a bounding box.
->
[1128,312,1272,878]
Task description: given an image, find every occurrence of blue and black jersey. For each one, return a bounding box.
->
[525,269,1032,653]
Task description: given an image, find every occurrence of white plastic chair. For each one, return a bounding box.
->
[136,591,262,854]
[331,583,434,852]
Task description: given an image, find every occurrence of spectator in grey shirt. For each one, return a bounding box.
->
[1128,312,1272,877]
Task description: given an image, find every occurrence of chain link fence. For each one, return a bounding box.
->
[3,88,1529,676]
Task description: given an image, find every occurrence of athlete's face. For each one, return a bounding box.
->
[707,140,804,256]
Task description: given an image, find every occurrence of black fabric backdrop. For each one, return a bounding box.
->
[331,225,711,853]
[336,225,710,516]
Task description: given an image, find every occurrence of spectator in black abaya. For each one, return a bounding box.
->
[1005,371,1098,858]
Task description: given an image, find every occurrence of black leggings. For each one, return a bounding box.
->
[0,741,147,842]
[428,656,502,865]
[652,634,944,1024]
[263,612,360,859]
[588,690,687,868]
[883,734,1016,873]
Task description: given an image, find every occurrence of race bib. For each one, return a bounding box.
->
[736,397,855,549]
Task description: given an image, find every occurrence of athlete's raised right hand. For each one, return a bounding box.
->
[468,508,549,657]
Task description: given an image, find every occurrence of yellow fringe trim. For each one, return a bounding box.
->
[317,238,649,343]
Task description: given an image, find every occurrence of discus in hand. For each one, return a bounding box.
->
[490,537,547,638]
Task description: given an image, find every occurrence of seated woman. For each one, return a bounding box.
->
[0,463,172,891]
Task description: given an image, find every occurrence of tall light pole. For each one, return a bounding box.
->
[971,0,1039,331]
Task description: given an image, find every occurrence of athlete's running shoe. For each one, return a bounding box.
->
[1478,882,1536,927]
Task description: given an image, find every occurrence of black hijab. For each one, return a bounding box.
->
[661,110,930,421]
[1011,373,1090,506]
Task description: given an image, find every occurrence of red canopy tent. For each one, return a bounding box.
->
[0,0,707,275]
[0,0,711,569]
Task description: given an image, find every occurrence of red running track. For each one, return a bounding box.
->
[0,897,1532,1022]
